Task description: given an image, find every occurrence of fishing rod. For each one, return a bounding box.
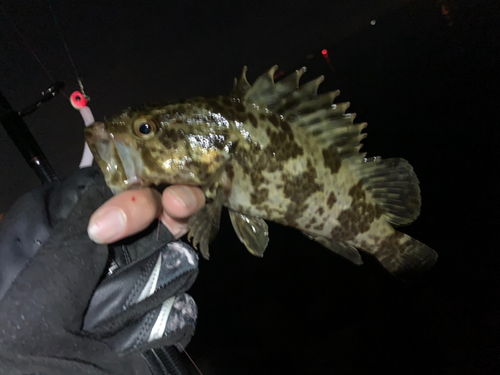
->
[0,85,61,184]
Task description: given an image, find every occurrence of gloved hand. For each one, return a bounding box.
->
[0,166,204,375]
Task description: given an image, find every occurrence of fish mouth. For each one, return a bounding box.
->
[84,122,144,193]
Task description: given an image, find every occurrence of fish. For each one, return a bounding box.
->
[84,65,437,278]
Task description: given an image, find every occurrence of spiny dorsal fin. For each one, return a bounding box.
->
[350,157,422,226]
[230,66,251,99]
[231,65,367,161]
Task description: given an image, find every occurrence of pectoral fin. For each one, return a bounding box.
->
[228,210,269,257]
[304,233,363,265]
[187,188,225,260]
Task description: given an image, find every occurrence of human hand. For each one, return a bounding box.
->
[0,167,201,375]
[88,185,206,244]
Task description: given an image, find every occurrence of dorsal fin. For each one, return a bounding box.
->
[230,66,251,99]
[230,65,367,161]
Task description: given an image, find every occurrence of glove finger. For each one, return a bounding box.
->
[83,241,198,336]
[103,293,197,355]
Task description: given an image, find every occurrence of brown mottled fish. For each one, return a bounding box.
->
[85,65,437,278]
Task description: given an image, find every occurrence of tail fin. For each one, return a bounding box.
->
[374,231,437,280]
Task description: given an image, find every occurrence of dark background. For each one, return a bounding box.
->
[1,0,499,374]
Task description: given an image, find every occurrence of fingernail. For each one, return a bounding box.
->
[168,187,196,209]
[87,208,127,243]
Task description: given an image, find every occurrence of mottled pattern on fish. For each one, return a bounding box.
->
[85,65,437,278]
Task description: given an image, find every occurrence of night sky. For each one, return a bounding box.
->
[1,0,499,374]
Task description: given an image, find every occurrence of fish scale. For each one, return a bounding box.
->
[85,65,437,279]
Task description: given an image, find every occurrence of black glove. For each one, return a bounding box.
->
[0,167,198,375]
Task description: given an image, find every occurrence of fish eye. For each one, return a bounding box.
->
[133,116,158,139]
[139,122,152,134]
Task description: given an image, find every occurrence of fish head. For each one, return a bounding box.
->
[84,105,233,193]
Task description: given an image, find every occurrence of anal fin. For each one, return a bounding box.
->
[304,233,363,265]
[228,210,269,257]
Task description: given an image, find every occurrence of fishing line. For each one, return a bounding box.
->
[177,342,204,375]
[45,0,89,100]
[0,3,69,99]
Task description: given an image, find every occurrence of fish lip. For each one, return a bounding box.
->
[113,139,144,187]
[84,122,144,192]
